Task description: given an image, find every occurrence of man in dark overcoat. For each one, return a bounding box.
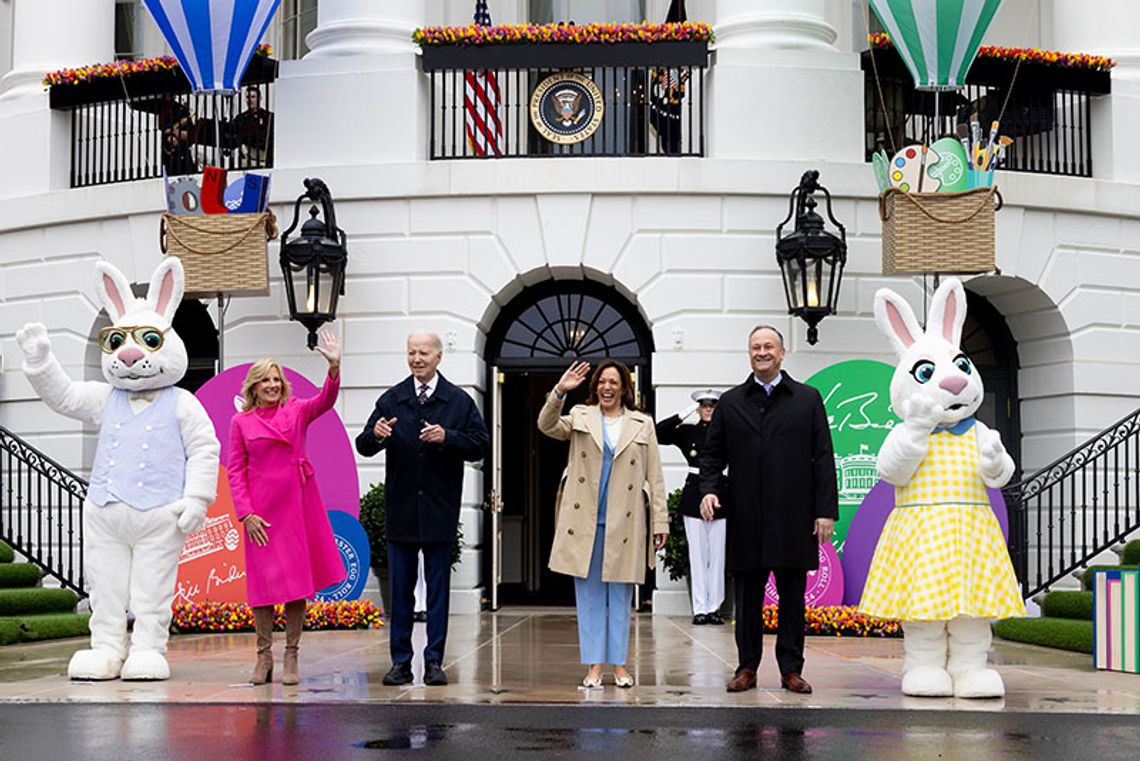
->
[356,331,489,687]
[699,325,838,694]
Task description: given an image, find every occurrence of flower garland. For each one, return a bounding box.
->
[171,599,383,633]
[43,43,274,88]
[413,21,713,47]
[869,33,1115,72]
[765,605,902,637]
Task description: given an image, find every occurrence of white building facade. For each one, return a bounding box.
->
[1,0,1139,613]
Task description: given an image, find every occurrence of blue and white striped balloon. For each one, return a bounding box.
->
[142,0,282,93]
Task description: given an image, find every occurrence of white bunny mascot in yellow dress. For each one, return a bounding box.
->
[16,258,219,680]
[860,278,1025,698]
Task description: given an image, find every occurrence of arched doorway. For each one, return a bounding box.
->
[963,290,1021,478]
[484,279,654,607]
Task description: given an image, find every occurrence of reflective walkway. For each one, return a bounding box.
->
[0,608,1137,715]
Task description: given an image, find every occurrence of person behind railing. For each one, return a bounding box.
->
[226,86,274,168]
[158,94,198,176]
[227,330,346,686]
[539,360,668,689]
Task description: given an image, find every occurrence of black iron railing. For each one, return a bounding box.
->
[863,49,1111,179]
[0,426,88,596]
[1003,408,1140,599]
[421,42,708,159]
[49,57,277,189]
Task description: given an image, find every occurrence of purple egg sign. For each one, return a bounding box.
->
[764,541,845,607]
[195,364,361,518]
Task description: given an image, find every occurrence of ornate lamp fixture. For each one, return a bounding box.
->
[280,178,347,348]
[775,170,847,345]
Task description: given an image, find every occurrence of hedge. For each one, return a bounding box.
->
[1041,590,1094,621]
[11,613,91,643]
[1081,565,1124,590]
[0,619,20,646]
[0,588,79,616]
[0,542,14,564]
[0,564,43,589]
[1122,540,1140,567]
[994,617,1094,654]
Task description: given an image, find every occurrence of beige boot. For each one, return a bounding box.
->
[250,605,275,685]
[282,599,306,685]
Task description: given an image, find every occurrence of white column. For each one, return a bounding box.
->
[1,0,114,99]
[709,0,864,161]
[716,0,837,51]
[1052,0,1140,182]
[305,0,425,58]
[273,0,428,168]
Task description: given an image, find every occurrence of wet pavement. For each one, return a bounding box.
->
[1,609,1139,758]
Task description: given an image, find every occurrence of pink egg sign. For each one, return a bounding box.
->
[764,541,845,607]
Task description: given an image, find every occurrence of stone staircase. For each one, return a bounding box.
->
[0,541,90,646]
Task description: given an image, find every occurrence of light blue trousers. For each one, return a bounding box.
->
[574,528,634,665]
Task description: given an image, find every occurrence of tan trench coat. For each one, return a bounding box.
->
[538,392,669,584]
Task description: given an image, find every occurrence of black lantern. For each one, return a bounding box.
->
[775,170,847,345]
[280,178,348,348]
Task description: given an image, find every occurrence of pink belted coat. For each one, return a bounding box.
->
[228,371,346,607]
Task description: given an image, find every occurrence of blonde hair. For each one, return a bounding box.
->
[240,358,291,412]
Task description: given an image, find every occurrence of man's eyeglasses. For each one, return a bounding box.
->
[98,326,171,354]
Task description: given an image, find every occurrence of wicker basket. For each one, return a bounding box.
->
[160,212,278,297]
[880,187,1002,275]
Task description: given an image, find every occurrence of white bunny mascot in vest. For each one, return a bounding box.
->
[15,257,218,680]
[859,278,1025,698]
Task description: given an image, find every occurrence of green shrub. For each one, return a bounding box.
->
[0,542,14,564]
[1041,591,1093,620]
[1081,565,1123,590]
[0,588,78,616]
[994,617,1094,654]
[13,613,90,642]
[661,488,687,582]
[0,619,20,646]
[1121,540,1140,566]
[0,564,43,589]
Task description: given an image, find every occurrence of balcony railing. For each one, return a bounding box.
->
[420,42,708,159]
[863,48,1111,178]
[49,57,277,189]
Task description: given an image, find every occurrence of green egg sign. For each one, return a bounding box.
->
[805,360,900,555]
[927,137,969,193]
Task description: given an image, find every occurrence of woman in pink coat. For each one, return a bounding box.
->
[227,328,346,685]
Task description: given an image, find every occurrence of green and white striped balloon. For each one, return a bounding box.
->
[870,0,1004,91]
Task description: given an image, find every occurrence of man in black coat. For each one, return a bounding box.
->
[699,325,838,695]
[356,332,489,687]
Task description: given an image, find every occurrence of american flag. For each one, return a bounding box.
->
[465,1,503,157]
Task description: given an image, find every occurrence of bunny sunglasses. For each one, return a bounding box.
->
[98,325,172,354]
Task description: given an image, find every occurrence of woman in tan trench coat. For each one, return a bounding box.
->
[538,359,668,689]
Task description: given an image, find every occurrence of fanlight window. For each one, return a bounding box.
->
[499,292,641,359]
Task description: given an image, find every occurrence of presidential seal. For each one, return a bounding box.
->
[529,72,605,145]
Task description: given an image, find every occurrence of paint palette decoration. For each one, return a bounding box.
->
[889,145,941,193]
[927,137,969,193]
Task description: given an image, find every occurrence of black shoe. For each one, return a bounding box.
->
[705,612,725,625]
[413,611,428,623]
[382,661,414,686]
[692,614,708,625]
[424,661,448,686]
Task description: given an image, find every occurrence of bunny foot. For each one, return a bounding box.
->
[901,666,954,697]
[120,649,170,681]
[952,668,1004,699]
[68,648,124,681]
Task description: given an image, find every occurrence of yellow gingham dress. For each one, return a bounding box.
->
[859,424,1026,621]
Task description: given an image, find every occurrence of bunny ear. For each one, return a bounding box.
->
[928,277,967,347]
[147,257,185,324]
[93,262,134,322]
[873,287,922,356]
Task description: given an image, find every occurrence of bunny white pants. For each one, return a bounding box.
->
[80,499,185,677]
